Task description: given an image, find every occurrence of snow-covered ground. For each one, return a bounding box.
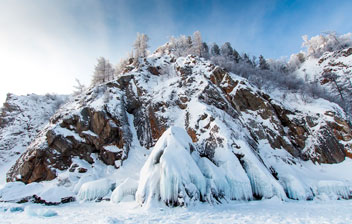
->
[1,198,352,224]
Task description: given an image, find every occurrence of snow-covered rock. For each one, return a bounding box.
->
[0,182,44,202]
[2,51,352,206]
[78,178,113,201]
[295,46,352,118]
[38,186,74,204]
[0,93,67,184]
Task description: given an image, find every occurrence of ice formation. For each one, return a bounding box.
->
[240,156,287,200]
[77,178,113,201]
[111,178,138,203]
[25,206,58,217]
[136,127,206,206]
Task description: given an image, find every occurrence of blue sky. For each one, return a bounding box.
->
[0,0,352,103]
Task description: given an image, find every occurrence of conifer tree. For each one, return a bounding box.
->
[259,55,269,70]
[211,43,220,56]
[220,42,233,57]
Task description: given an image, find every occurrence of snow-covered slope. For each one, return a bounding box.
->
[1,52,352,207]
[295,47,352,116]
[0,93,67,184]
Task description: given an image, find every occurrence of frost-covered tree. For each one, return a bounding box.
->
[302,32,352,58]
[73,78,86,96]
[201,42,210,59]
[134,33,150,59]
[322,72,346,103]
[288,52,305,71]
[91,57,114,85]
[211,43,220,56]
[243,53,253,66]
[220,42,234,58]
[192,30,203,56]
[167,35,193,57]
[164,32,206,57]
[115,57,130,77]
[259,55,269,70]
[233,49,241,63]
[252,56,257,67]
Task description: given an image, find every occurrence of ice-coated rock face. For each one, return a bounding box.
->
[3,53,352,205]
[136,127,207,207]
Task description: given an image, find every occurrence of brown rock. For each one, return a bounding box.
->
[147,66,160,76]
[7,103,132,183]
[187,128,198,143]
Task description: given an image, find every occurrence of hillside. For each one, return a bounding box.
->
[1,51,351,207]
[295,47,352,116]
[0,94,67,184]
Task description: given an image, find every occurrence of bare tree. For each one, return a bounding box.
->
[73,78,86,96]
[192,30,203,56]
[133,33,150,60]
[91,57,114,85]
[322,72,345,103]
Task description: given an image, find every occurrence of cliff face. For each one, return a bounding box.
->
[4,54,352,202]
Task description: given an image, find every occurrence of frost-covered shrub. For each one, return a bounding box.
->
[288,52,306,70]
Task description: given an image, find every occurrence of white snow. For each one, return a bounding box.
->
[82,130,98,137]
[38,187,74,203]
[77,178,113,201]
[1,199,352,223]
[0,182,44,202]
[53,126,85,143]
[111,178,138,203]
[25,205,58,217]
[103,145,122,153]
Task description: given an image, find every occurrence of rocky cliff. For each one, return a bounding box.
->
[3,53,352,204]
[0,93,67,183]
